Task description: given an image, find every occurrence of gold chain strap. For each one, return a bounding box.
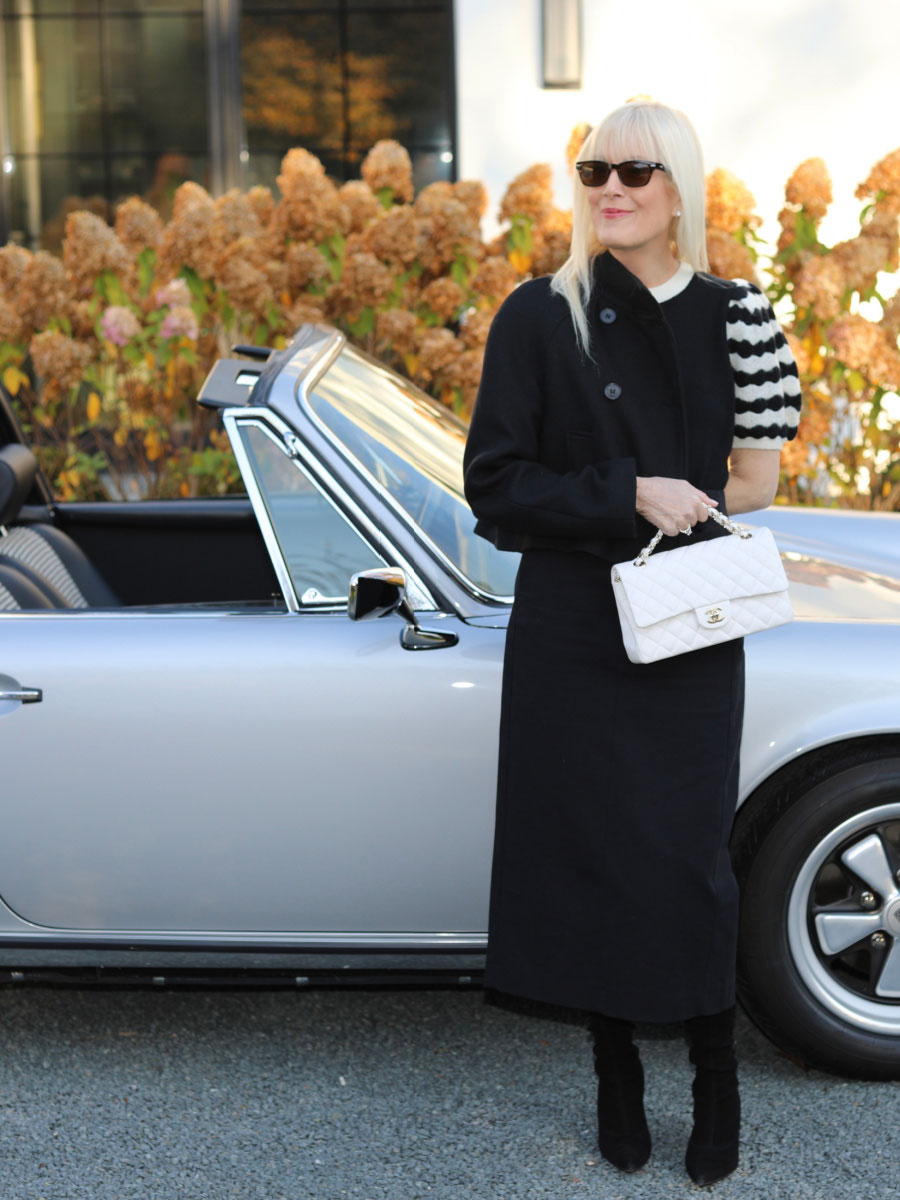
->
[633,504,752,567]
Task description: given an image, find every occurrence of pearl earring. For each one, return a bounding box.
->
[675,210,682,217]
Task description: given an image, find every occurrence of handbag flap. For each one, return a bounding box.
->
[614,526,789,629]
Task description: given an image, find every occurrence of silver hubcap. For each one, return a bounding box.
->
[787,802,900,1034]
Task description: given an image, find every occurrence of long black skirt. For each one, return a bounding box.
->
[485,549,744,1023]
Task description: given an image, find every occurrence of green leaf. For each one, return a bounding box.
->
[846,370,866,392]
[138,247,157,297]
[376,186,394,209]
[347,307,375,338]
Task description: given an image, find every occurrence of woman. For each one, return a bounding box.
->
[463,100,800,1185]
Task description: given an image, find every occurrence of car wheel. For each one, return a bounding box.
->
[735,750,900,1079]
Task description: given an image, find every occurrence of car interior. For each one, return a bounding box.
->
[0,397,283,611]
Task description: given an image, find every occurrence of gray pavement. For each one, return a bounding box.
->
[0,985,896,1199]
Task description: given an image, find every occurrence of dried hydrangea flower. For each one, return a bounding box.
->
[705,169,759,235]
[160,305,199,341]
[471,256,519,305]
[158,182,218,279]
[375,308,418,357]
[0,297,23,343]
[361,140,414,204]
[217,239,275,314]
[446,346,484,410]
[286,244,331,292]
[416,326,462,382]
[246,186,275,229]
[100,304,141,347]
[154,278,192,309]
[706,229,758,282]
[531,210,573,276]
[784,159,833,222]
[0,244,31,300]
[339,181,380,233]
[275,148,344,243]
[856,148,900,213]
[416,196,482,275]
[286,296,326,329]
[420,277,465,321]
[337,250,395,310]
[832,233,893,297]
[829,313,900,390]
[459,308,494,351]
[792,255,847,322]
[19,251,70,332]
[453,181,488,227]
[784,331,811,377]
[29,329,94,390]
[363,206,420,268]
[115,197,164,255]
[881,291,900,343]
[566,122,592,173]
[210,190,262,251]
[499,164,554,226]
[64,211,131,296]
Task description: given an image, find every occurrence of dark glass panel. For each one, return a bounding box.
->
[4,14,104,153]
[345,10,452,150]
[0,1,99,16]
[104,14,208,155]
[4,153,111,247]
[109,151,209,220]
[241,10,342,153]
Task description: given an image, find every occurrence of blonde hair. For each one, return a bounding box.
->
[551,100,708,355]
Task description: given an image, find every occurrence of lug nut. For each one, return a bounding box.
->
[871,932,887,948]
[860,891,878,910]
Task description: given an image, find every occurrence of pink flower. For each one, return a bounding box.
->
[160,305,199,341]
[153,278,192,309]
[100,305,140,347]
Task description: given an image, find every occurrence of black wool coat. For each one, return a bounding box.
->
[463,251,739,563]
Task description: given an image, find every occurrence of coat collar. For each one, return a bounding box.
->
[590,251,664,323]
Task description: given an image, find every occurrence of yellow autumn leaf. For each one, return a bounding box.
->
[144,429,162,461]
[113,427,129,447]
[403,353,420,376]
[179,481,190,497]
[2,365,28,396]
[86,391,102,422]
[145,352,155,368]
[508,249,531,273]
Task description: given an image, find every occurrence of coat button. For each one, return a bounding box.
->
[599,307,617,324]
[604,382,622,400]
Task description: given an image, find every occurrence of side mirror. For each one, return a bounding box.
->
[348,567,458,651]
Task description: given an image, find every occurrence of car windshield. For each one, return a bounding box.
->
[306,345,518,598]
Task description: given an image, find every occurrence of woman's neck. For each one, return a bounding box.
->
[607,247,681,290]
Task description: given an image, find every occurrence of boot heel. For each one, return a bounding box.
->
[588,1013,651,1173]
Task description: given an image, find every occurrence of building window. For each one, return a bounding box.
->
[0,0,456,248]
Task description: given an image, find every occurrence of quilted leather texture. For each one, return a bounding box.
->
[611,526,793,664]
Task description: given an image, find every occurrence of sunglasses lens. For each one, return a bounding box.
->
[618,162,654,187]
[577,162,610,188]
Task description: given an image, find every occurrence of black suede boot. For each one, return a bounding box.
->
[683,1006,740,1186]
[587,1012,651,1173]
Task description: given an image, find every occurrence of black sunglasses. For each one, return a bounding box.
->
[575,160,668,188]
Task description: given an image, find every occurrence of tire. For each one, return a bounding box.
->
[734,749,900,1079]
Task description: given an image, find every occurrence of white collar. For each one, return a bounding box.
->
[649,261,695,303]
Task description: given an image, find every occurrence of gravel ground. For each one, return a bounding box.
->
[0,985,896,1200]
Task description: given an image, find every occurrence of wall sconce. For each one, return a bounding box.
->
[541,0,582,89]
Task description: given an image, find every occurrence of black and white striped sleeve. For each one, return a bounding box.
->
[727,282,801,450]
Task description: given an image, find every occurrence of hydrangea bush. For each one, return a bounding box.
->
[0,136,897,507]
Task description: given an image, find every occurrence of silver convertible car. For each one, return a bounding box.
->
[1,325,899,1080]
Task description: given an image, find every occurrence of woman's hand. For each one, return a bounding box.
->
[635,477,718,537]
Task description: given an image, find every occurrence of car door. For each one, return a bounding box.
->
[0,416,502,941]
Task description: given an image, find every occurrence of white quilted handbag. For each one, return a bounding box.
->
[610,506,793,664]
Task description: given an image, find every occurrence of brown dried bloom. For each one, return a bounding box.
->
[706,229,758,282]
[0,245,31,299]
[286,296,327,330]
[286,244,331,292]
[499,164,554,226]
[210,190,261,250]
[158,182,217,279]
[29,329,94,390]
[856,148,900,213]
[376,308,418,357]
[413,182,455,217]
[860,204,900,273]
[420,277,465,322]
[246,186,275,229]
[275,149,344,242]
[0,297,23,343]
[459,308,494,351]
[777,207,800,257]
[784,158,832,222]
[339,181,380,234]
[416,197,482,275]
[115,197,163,255]
[566,123,592,173]
[447,346,485,412]
[531,211,572,276]
[361,140,414,204]
[19,251,70,332]
[216,238,274,314]
[829,313,900,390]
[416,326,463,383]
[705,169,759,235]
[792,255,847,322]
[784,331,811,377]
[63,211,131,295]
[326,251,395,320]
[453,181,488,227]
[363,205,420,269]
[832,233,893,297]
[471,256,519,305]
[881,291,900,343]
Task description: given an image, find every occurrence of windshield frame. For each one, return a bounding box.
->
[296,341,516,605]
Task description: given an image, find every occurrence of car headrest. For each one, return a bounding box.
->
[0,444,39,527]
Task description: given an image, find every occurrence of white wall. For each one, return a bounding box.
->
[455,0,900,260]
